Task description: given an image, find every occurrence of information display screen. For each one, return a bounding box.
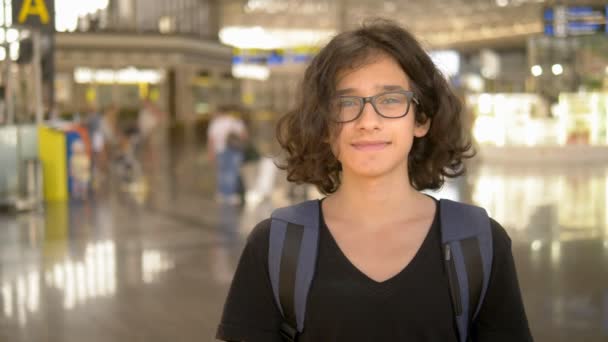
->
[544,6,608,37]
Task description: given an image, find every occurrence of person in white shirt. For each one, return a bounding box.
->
[207,106,248,204]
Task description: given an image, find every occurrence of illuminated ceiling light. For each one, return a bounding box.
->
[74,68,93,83]
[244,0,289,13]
[9,42,19,61]
[480,49,500,79]
[115,68,163,84]
[464,74,484,92]
[5,29,18,43]
[531,65,543,77]
[429,50,460,78]
[478,93,493,115]
[158,16,175,34]
[0,28,19,44]
[496,0,509,7]
[232,64,270,81]
[73,67,163,84]
[55,0,110,32]
[94,69,115,83]
[551,64,563,75]
[220,26,278,49]
[219,26,335,49]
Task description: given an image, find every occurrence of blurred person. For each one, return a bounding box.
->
[207,105,248,204]
[117,112,142,182]
[243,155,277,206]
[86,107,103,151]
[101,105,119,154]
[86,107,106,185]
[138,99,159,144]
[137,99,166,171]
[216,19,532,342]
[93,105,119,178]
[69,140,91,200]
[101,106,140,182]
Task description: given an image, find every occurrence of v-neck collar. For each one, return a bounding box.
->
[318,199,439,287]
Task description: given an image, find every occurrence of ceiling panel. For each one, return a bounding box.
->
[220,0,608,49]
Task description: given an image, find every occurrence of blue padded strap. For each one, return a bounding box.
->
[450,240,470,342]
[269,200,320,333]
[269,218,287,316]
[440,199,493,341]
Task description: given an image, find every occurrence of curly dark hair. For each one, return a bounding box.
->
[276,19,474,194]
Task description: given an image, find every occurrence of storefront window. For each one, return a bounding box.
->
[469,92,608,147]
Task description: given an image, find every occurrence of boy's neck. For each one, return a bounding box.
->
[326,170,426,227]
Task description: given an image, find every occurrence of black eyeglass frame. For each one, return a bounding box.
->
[332,90,420,123]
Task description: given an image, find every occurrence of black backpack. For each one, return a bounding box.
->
[268,199,493,342]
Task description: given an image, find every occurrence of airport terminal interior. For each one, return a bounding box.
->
[1,0,608,341]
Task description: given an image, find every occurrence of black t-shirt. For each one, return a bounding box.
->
[217,200,533,341]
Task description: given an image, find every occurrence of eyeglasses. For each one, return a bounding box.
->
[331,90,419,123]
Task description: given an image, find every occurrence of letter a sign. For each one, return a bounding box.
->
[12,0,55,30]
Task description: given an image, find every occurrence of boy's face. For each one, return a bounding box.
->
[330,53,430,181]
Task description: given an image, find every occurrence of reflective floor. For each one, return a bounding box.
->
[1,146,607,341]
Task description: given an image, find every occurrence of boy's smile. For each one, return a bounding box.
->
[351,140,391,151]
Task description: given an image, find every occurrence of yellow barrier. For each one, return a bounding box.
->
[38,126,68,201]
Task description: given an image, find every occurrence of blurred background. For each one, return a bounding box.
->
[0,0,607,341]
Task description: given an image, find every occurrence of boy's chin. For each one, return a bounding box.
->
[344,165,399,180]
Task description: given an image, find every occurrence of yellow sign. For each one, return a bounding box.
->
[12,0,53,27]
[85,87,96,103]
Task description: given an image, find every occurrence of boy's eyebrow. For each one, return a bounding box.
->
[335,88,356,96]
[335,85,406,96]
[381,85,405,91]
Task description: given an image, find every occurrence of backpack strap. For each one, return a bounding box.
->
[440,199,493,342]
[269,200,320,341]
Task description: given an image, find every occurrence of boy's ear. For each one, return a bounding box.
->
[414,115,431,138]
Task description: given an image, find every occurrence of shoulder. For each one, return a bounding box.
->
[247,218,272,246]
[440,199,512,256]
[242,218,272,260]
[244,200,319,257]
[443,199,512,250]
[489,217,512,254]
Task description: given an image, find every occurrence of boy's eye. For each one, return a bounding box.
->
[380,97,400,104]
[378,94,407,105]
[339,98,358,107]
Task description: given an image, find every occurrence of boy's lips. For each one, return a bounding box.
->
[351,141,391,151]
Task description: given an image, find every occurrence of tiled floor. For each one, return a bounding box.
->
[1,151,607,341]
